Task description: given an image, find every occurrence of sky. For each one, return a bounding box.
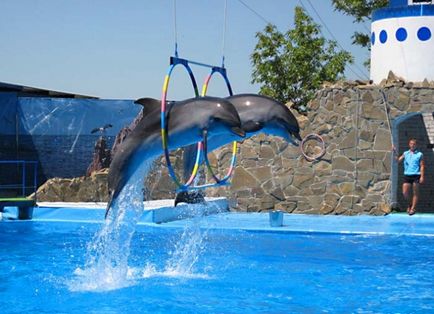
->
[0,0,371,100]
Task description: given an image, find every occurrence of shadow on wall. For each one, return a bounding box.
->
[395,113,434,213]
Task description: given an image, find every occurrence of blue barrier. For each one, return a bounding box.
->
[0,160,38,198]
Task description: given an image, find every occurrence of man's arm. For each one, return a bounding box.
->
[393,147,404,163]
[420,157,425,184]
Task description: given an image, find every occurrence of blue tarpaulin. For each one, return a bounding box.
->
[0,93,17,135]
[0,93,141,182]
[17,97,138,137]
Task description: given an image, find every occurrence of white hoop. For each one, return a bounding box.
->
[300,133,326,161]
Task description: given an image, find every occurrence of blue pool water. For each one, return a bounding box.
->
[1,211,434,313]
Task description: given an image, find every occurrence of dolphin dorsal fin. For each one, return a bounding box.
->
[134,98,161,115]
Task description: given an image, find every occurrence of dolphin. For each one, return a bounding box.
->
[227,93,301,143]
[105,96,246,217]
[175,93,301,206]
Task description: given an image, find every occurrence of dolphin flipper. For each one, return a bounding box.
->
[242,121,264,133]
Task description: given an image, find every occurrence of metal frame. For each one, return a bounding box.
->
[0,160,38,199]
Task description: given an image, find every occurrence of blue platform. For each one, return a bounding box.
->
[0,198,229,223]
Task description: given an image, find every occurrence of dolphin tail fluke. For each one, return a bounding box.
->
[104,203,111,219]
[105,191,115,219]
[174,191,206,207]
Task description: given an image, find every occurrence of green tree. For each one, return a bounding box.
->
[251,6,353,112]
[332,0,388,48]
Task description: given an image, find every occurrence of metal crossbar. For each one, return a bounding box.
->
[0,160,38,199]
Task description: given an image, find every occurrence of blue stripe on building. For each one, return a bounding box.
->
[373,5,434,22]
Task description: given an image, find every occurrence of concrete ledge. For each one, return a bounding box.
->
[29,197,228,223]
[156,212,434,236]
[0,199,36,220]
[142,198,228,223]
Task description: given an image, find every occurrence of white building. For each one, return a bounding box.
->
[371,0,434,83]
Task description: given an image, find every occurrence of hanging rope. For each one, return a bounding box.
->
[221,0,228,67]
[380,89,394,146]
[162,0,238,191]
[351,89,361,212]
[173,0,179,57]
[380,88,395,207]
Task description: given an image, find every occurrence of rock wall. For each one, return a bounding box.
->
[204,79,434,215]
[37,78,434,214]
[36,169,109,202]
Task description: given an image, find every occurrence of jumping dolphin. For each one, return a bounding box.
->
[105,96,246,217]
[175,93,301,206]
[226,93,301,145]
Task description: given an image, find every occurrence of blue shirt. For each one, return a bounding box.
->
[403,150,423,175]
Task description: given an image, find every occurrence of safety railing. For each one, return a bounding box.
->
[0,160,38,200]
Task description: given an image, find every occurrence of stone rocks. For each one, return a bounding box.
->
[206,80,430,215]
[231,167,259,191]
[373,129,392,151]
[86,137,111,176]
[39,79,434,216]
[36,169,109,202]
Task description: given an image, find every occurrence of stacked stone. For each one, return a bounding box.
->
[36,75,434,214]
[35,169,109,202]
[202,77,434,215]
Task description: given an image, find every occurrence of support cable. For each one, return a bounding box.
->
[300,0,369,80]
[380,88,396,208]
[352,89,361,212]
[380,89,393,145]
[221,0,228,67]
[236,0,272,25]
[173,0,179,57]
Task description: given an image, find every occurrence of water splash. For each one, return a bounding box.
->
[69,203,213,291]
[163,204,209,277]
[69,161,153,292]
[68,158,218,291]
[140,262,211,280]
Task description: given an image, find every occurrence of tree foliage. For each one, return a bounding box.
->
[332,0,388,48]
[251,6,353,112]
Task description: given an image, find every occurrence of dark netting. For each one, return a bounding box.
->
[0,95,141,194]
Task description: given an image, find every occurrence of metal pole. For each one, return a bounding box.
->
[22,161,26,196]
[33,162,38,201]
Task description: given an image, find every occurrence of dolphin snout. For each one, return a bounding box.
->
[293,130,302,141]
[287,128,302,146]
[231,126,246,138]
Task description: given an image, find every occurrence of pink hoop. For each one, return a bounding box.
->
[300,133,326,161]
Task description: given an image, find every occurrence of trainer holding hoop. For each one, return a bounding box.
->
[393,138,425,215]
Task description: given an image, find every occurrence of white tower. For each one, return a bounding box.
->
[371,0,434,83]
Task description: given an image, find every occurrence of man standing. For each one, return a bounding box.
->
[394,138,425,215]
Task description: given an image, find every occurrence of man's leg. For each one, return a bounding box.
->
[410,183,420,215]
[402,182,412,212]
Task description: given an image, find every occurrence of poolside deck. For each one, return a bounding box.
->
[1,198,228,222]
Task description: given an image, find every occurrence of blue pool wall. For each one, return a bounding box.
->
[3,203,434,236]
